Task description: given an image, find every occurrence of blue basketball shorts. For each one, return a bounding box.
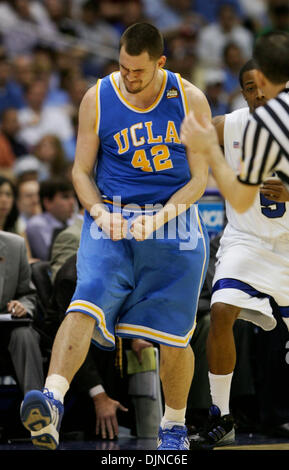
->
[66,204,209,350]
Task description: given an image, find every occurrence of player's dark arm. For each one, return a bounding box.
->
[260,179,289,202]
[212,115,225,148]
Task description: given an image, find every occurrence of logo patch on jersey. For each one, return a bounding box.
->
[233,141,240,148]
[166,87,179,99]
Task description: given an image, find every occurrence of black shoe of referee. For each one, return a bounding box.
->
[189,405,235,450]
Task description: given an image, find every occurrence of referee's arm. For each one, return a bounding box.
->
[181,111,260,213]
[238,116,280,191]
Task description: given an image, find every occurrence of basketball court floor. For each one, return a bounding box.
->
[0,427,288,451]
[0,429,288,470]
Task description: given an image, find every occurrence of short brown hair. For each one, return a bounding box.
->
[253,31,289,84]
[119,22,164,60]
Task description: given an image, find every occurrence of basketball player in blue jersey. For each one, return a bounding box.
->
[20,23,211,450]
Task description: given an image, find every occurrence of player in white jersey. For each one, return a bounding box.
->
[189,59,289,449]
[181,31,289,212]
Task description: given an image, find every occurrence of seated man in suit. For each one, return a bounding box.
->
[26,178,77,261]
[50,206,84,282]
[0,231,44,394]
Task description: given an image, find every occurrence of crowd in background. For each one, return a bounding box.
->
[1,0,289,442]
[1,0,289,186]
[0,0,288,246]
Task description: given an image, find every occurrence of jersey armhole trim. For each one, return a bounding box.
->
[176,73,189,116]
[94,79,102,134]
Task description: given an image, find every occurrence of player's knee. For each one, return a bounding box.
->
[160,343,192,370]
[65,311,96,327]
[210,302,239,331]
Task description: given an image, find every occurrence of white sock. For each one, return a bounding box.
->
[44,374,70,403]
[160,405,186,429]
[282,317,289,332]
[208,371,233,416]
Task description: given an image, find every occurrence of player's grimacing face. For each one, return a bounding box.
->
[242,70,266,112]
[119,47,161,94]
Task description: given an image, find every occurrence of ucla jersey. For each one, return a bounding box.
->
[95,69,191,206]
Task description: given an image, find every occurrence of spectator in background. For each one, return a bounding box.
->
[0,111,17,173]
[26,178,76,261]
[32,45,71,109]
[50,204,84,282]
[34,134,69,179]
[203,69,229,117]
[16,179,41,233]
[43,0,77,37]
[258,0,289,35]
[238,0,269,34]
[73,0,120,77]
[64,76,89,121]
[0,175,34,259]
[13,154,49,183]
[0,108,28,172]
[98,0,128,29]
[0,0,55,58]
[18,79,74,151]
[113,0,148,36]
[0,230,44,396]
[193,0,244,24]
[57,75,88,160]
[54,48,83,87]
[142,0,191,36]
[0,175,19,233]
[196,3,253,68]
[165,29,199,82]
[10,54,36,109]
[101,60,119,78]
[223,42,245,94]
[0,54,24,114]
[222,42,246,110]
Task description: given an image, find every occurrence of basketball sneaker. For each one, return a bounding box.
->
[157,425,190,450]
[20,388,64,450]
[189,405,235,450]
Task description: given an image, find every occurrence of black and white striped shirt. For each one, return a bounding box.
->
[238,88,289,188]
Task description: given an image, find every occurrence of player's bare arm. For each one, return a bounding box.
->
[130,80,210,241]
[72,85,127,240]
[212,115,225,147]
[180,110,259,213]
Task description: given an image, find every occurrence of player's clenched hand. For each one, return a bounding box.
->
[180,111,218,156]
[260,179,289,202]
[130,215,155,241]
[94,209,128,241]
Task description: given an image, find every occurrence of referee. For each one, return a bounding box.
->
[180,31,289,213]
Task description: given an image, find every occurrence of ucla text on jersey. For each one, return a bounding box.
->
[95,70,191,206]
